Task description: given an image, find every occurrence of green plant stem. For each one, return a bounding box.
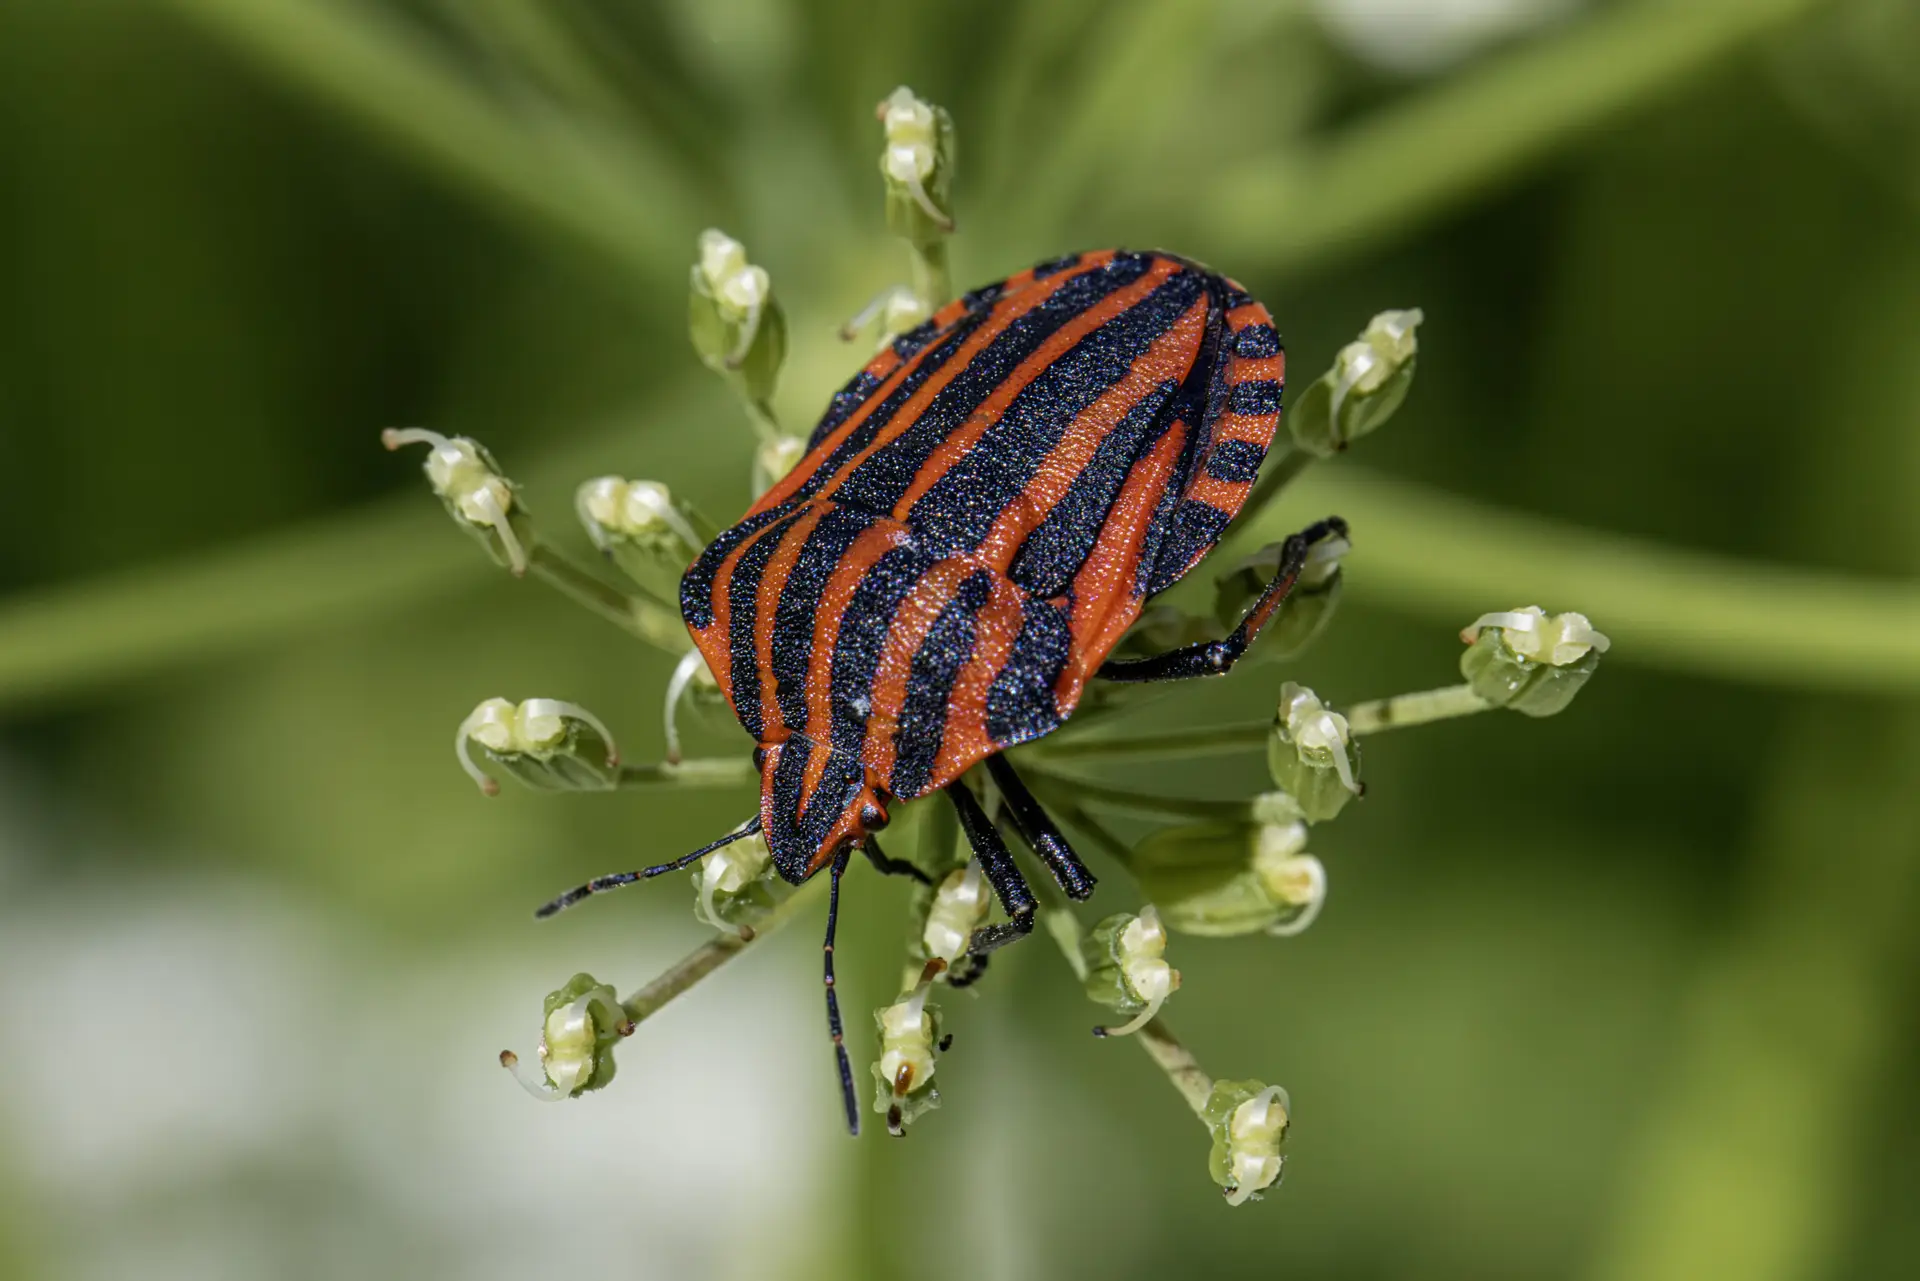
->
[1031,722,1268,764]
[1344,684,1491,735]
[1252,464,1920,693]
[1134,1017,1216,1122]
[1023,769,1252,823]
[1205,0,1836,273]
[155,0,698,293]
[908,239,953,310]
[621,877,827,1025]
[617,757,756,789]
[1240,447,1317,527]
[527,544,687,653]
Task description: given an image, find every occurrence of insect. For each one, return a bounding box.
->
[538,249,1346,1132]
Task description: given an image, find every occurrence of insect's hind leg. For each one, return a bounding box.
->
[985,755,1095,900]
[1097,516,1347,684]
[946,781,1036,955]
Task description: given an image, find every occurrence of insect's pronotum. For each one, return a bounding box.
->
[538,248,1346,1132]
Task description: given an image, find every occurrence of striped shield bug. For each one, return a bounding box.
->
[538,249,1346,1132]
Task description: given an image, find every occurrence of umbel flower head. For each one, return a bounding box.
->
[384,85,1611,1204]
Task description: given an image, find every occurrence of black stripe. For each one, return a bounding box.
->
[1204,438,1266,485]
[901,270,1207,553]
[1132,471,1185,600]
[889,571,995,797]
[960,280,1006,310]
[809,369,885,450]
[1229,380,1282,416]
[768,505,875,735]
[1031,252,1083,280]
[724,506,809,739]
[1004,379,1180,597]
[1134,282,1232,598]
[826,543,939,758]
[1145,498,1234,596]
[1233,323,1281,359]
[824,255,1157,515]
[891,316,941,360]
[985,598,1071,747]
[681,505,792,630]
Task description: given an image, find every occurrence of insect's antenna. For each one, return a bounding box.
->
[824,844,860,1136]
[535,816,762,918]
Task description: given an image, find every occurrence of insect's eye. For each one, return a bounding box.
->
[752,745,769,771]
[860,804,889,831]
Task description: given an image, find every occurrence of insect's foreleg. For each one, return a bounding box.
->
[535,816,761,917]
[1097,516,1348,683]
[946,781,1035,955]
[823,844,860,1136]
[861,835,933,885]
[985,755,1095,900]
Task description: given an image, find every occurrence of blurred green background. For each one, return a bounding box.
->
[4,0,1919,1278]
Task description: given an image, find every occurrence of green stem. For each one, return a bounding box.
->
[1251,464,1920,693]
[621,877,827,1025]
[1029,722,1267,763]
[155,0,698,294]
[908,238,953,311]
[1204,0,1836,273]
[1134,1017,1216,1122]
[1345,684,1492,736]
[1239,448,1316,529]
[1023,768,1251,823]
[527,544,687,653]
[617,757,756,789]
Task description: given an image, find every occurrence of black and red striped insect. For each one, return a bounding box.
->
[540,249,1345,1131]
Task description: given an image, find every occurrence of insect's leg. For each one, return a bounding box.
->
[985,755,1096,900]
[947,781,1035,954]
[945,952,990,989]
[535,817,761,917]
[1097,516,1347,683]
[861,835,933,886]
[823,843,860,1136]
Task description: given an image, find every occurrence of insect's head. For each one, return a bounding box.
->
[754,736,891,884]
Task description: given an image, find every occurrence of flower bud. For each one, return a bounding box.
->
[500,972,632,1101]
[1268,683,1362,822]
[1288,308,1423,456]
[457,697,620,796]
[1213,532,1351,661]
[1204,1080,1291,1205]
[920,863,992,965]
[662,648,730,765]
[752,434,808,498]
[689,228,787,409]
[840,285,934,349]
[1132,812,1326,938]
[575,477,710,603]
[1083,906,1181,1037]
[382,428,532,575]
[1459,607,1610,718]
[690,827,784,932]
[872,975,944,1135]
[877,86,956,243]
